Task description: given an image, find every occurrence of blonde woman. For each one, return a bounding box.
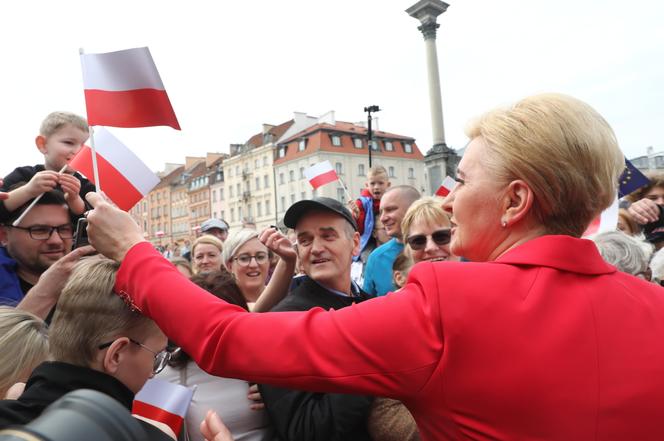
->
[401,196,453,264]
[191,235,224,274]
[0,307,49,398]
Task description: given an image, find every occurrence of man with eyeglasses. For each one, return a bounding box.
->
[363,185,421,296]
[1,189,74,306]
[258,197,375,441]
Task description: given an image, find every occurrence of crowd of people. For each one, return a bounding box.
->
[1,95,664,440]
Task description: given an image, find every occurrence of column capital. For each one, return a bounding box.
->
[418,21,440,40]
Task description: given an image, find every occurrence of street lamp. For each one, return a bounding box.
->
[364,105,381,167]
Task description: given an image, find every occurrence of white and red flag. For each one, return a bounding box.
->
[132,378,195,438]
[69,127,159,211]
[435,176,457,197]
[80,47,180,130]
[304,161,339,189]
[583,195,620,237]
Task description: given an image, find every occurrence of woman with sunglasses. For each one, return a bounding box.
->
[221,228,296,311]
[86,94,664,440]
[401,197,454,264]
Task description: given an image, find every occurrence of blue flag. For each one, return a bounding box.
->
[619,158,650,198]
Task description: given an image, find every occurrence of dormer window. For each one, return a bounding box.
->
[298,139,307,151]
[384,141,394,151]
[331,135,341,146]
[278,146,286,158]
[403,142,413,153]
[353,138,363,149]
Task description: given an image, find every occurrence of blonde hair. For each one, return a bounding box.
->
[221,229,261,270]
[0,307,49,396]
[401,196,450,241]
[191,235,223,258]
[368,165,388,180]
[49,258,155,367]
[39,111,89,137]
[466,93,624,237]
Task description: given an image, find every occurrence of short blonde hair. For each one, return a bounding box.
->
[0,307,49,396]
[221,229,261,270]
[39,111,89,137]
[401,196,449,241]
[49,258,156,367]
[191,235,223,258]
[466,93,624,237]
[368,165,388,180]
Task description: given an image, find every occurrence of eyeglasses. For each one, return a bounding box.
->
[98,338,175,375]
[233,252,269,266]
[406,229,451,250]
[9,224,74,240]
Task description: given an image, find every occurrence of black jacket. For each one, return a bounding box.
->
[0,361,171,441]
[0,164,96,222]
[259,277,374,441]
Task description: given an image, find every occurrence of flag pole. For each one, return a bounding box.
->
[337,175,353,203]
[80,48,102,192]
[88,126,102,192]
[12,164,68,227]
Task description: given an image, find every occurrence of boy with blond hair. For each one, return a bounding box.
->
[0,111,94,222]
[350,165,391,263]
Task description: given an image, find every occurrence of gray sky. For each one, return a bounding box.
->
[1,0,662,177]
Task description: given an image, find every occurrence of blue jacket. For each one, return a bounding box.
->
[0,247,22,306]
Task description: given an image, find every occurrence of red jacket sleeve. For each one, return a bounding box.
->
[115,242,443,399]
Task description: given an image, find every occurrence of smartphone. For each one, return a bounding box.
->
[72,218,89,249]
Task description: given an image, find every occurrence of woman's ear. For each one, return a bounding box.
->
[502,179,535,227]
[102,337,131,375]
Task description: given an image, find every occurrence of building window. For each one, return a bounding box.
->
[298,139,307,151]
[289,170,295,182]
[384,141,394,151]
[265,200,271,215]
[301,191,306,200]
[331,135,341,146]
[212,190,217,202]
[231,208,235,222]
[335,162,343,175]
[278,146,286,158]
[255,177,260,190]
[299,167,305,179]
[403,142,413,153]
[278,173,284,184]
[281,196,286,211]
[358,164,365,176]
[263,156,268,167]
[264,175,269,188]
[235,166,240,175]
[229,186,234,198]
[229,168,233,177]
[408,167,414,179]
[388,166,395,178]
[221,210,225,220]
[254,159,260,169]
[370,140,379,151]
[290,194,296,205]
[337,188,345,202]
[220,188,224,200]
[236,183,241,196]
[353,138,363,149]
[238,206,243,220]
[257,202,262,217]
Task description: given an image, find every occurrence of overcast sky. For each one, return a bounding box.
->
[1,0,662,177]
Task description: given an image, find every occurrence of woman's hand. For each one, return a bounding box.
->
[259,227,297,264]
[247,383,265,410]
[628,198,661,224]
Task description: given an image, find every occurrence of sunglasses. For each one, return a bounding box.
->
[406,229,451,250]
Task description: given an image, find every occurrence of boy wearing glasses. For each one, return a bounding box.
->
[1,189,73,306]
[0,258,174,441]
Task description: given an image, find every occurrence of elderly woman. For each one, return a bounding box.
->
[591,230,653,279]
[401,196,453,264]
[85,94,664,440]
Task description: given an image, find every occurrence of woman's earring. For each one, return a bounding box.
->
[501,219,507,228]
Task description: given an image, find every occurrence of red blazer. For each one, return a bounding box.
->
[116,235,664,440]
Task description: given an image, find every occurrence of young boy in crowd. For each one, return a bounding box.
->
[350,166,391,262]
[0,111,94,222]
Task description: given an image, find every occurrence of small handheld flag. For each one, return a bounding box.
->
[132,378,195,438]
[304,161,339,189]
[435,176,456,197]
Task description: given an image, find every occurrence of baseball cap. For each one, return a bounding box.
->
[200,218,229,233]
[284,197,357,231]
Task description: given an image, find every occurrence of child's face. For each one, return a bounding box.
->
[37,124,89,171]
[366,175,390,199]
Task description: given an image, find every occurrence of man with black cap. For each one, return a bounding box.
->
[258,197,374,441]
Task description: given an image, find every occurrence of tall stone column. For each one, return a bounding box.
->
[406,0,458,194]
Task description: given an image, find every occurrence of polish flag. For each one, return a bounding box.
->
[304,161,339,189]
[435,176,457,197]
[69,128,160,211]
[80,47,180,130]
[132,378,195,438]
[583,195,619,237]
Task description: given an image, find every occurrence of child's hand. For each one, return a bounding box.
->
[59,174,85,214]
[27,171,59,197]
[347,200,360,219]
[0,179,8,200]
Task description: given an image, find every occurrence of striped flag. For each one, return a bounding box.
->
[132,378,195,438]
[435,176,457,197]
[80,47,180,130]
[583,196,619,237]
[304,161,339,189]
[69,128,159,211]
